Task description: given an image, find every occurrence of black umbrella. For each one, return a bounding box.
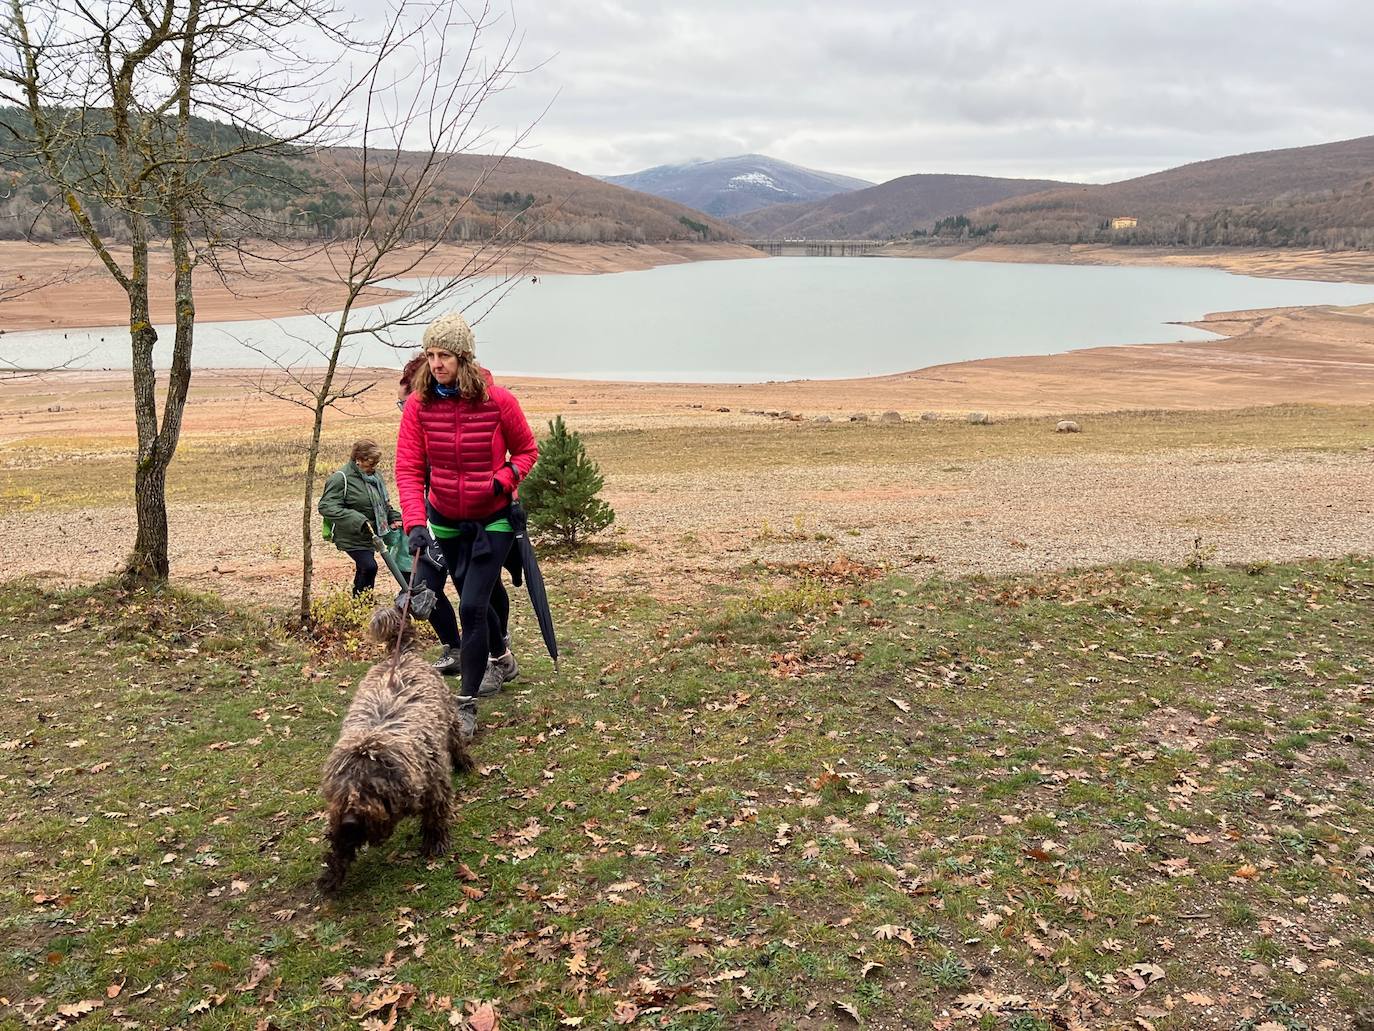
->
[506,503,559,672]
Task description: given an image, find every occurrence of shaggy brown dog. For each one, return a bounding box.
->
[318,605,473,893]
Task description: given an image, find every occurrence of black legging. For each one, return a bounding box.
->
[437,531,514,697]
[411,553,508,652]
[345,549,378,597]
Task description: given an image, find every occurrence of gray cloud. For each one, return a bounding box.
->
[414,0,1374,184]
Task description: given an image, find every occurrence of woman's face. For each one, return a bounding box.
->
[426,347,459,386]
[357,455,380,474]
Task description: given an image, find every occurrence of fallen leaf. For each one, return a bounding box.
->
[56,999,104,1018]
[832,1000,862,1023]
[611,1001,639,1024]
[237,956,272,992]
[888,697,911,713]
[467,1000,500,1031]
[1285,955,1308,975]
[1183,992,1214,1005]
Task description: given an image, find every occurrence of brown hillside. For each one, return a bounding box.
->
[966,135,1374,249]
[371,151,739,243]
[729,173,1073,239]
[2,141,737,245]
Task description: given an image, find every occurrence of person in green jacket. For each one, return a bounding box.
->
[318,439,403,597]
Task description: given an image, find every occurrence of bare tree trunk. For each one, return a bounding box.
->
[298,313,351,625]
[125,221,172,582]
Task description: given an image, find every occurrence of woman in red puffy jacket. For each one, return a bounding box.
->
[396,313,539,739]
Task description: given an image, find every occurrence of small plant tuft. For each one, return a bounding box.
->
[1184,534,1217,571]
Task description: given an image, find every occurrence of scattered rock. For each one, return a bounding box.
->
[568,398,577,404]
[716,407,730,413]
[764,409,781,418]
[849,412,868,422]
[878,410,903,424]
[920,412,940,421]
[1056,419,1082,433]
[967,411,990,425]
[812,415,832,423]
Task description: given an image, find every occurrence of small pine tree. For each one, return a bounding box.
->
[520,415,615,549]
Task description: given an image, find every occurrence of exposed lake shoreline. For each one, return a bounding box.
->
[5,240,1374,335]
[883,241,1374,286]
[5,302,1374,433]
[5,242,1374,415]
[0,239,766,333]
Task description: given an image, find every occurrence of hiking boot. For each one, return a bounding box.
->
[454,693,477,744]
[477,649,518,697]
[432,645,461,677]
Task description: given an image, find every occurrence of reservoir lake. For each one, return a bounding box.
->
[9,257,1374,382]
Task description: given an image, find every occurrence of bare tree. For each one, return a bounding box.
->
[0,0,368,583]
[244,0,542,624]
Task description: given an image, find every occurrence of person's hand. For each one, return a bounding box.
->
[408,525,437,558]
[390,519,403,529]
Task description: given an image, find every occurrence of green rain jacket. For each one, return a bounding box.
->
[317,460,402,552]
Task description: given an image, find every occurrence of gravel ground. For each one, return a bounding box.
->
[9,446,1371,606]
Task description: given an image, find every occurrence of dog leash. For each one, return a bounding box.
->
[388,547,425,683]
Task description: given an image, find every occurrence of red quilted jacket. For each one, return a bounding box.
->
[395,371,539,530]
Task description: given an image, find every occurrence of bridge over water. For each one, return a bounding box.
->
[742,239,887,257]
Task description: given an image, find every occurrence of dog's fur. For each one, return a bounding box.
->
[318,605,473,893]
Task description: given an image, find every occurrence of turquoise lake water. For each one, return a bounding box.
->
[8,256,1373,381]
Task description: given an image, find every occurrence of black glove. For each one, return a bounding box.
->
[397,585,437,620]
[408,525,437,559]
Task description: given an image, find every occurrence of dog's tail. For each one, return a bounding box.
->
[369,604,416,650]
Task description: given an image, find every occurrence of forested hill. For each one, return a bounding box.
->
[960,135,1374,249]
[0,108,737,245]
[729,173,1074,239]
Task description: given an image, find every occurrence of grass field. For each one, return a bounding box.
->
[3,553,1372,1029]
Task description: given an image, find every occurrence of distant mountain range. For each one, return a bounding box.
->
[720,135,1374,249]
[729,173,1074,239]
[8,104,1373,251]
[601,154,873,217]
[965,135,1374,249]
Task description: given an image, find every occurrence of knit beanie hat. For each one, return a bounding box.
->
[422,312,476,357]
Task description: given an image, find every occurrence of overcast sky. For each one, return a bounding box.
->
[443,0,1374,185]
